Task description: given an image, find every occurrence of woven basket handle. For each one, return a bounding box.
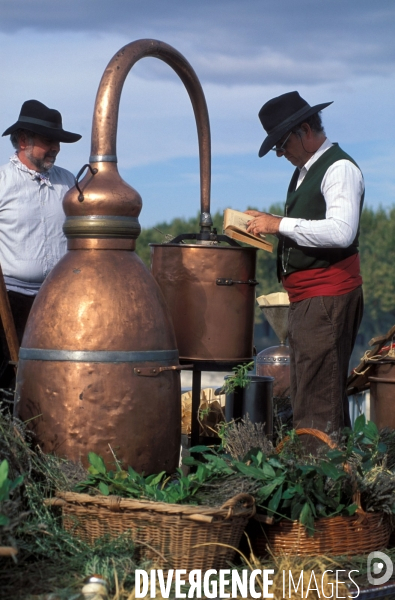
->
[220,492,256,520]
[44,497,67,507]
[276,428,363,513]
[275,428,337,453]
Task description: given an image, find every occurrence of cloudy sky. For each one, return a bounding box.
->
[0,0,394,229]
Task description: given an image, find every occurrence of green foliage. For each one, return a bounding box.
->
[338,415,395,516]
[0,459,23,526]
[341,414,387,473]
[222,360,255,395]
[231,447,355,534]
[358,206,395,339]
[185,443,354,535]
[75,449,232,504]
[185,418,395,535]
[77,422,395,536]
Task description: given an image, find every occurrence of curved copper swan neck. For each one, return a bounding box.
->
[91,39,212,230]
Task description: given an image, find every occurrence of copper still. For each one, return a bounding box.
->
[256,293,290,400]
[14,39,216,473]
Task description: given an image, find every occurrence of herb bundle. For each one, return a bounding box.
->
[187,415,395,534]
[75,450,234,505]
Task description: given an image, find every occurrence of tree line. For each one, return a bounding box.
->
[136,205,395,362]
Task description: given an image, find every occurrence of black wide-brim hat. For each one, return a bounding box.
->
[2,99,81,143]
[258,91,332,158]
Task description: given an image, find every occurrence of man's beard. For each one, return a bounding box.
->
[25,147,57,172]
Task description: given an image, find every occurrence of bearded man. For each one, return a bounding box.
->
[0,99,81,388]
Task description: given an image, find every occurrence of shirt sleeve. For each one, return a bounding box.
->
[278,160,364,248]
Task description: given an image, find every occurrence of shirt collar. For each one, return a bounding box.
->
[300,138,333,173]
[10,153,52,186]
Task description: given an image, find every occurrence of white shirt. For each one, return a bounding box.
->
[0,154,75,295]
[278,138,364,248]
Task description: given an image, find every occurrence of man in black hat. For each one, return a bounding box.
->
[0,99,81,390]
[246,91,364,437]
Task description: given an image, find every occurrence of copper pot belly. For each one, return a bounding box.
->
[150,243,257,362]
[15,250,181,472]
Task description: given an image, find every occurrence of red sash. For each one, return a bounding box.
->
[282,253,363,303]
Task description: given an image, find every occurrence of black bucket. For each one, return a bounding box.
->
[224,375,274,436]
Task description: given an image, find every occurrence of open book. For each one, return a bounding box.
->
[223,208,273,253]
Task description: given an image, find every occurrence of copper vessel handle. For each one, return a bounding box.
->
[134,364,193,377]
[75,164,98,202]
[90,39,212,231]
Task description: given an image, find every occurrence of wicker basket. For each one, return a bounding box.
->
[253,428,392,556]
[46,491,255,572]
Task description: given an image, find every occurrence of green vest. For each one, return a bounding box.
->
[277,143,364,280]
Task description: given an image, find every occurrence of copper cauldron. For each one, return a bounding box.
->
[151,242,257,362]
[14,39,214,473]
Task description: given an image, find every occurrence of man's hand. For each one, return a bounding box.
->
[245,210,282,235]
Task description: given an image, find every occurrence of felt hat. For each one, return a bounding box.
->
[2,99,81,143]
[258,91,332,157]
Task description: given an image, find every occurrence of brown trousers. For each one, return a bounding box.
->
[0,291,35,389]
[288,286,363,435]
